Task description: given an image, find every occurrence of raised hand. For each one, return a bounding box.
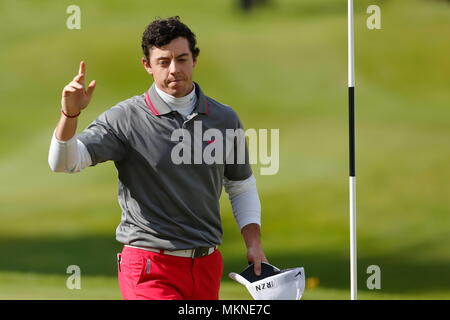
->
[61,61,96,116]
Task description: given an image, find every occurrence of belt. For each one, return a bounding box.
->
[125,245,218,258]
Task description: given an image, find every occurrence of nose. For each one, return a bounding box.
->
[169,60,179,74]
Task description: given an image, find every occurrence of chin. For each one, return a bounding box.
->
[169,85,188,96]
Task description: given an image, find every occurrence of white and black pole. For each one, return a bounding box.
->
[348,0,357,300]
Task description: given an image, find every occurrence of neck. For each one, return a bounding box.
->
[155,83,197,110]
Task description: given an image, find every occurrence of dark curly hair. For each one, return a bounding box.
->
[141,16,200,63]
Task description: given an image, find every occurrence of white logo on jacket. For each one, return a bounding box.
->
[170,120,279,175]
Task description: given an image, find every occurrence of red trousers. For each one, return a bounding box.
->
[117,246,223,300]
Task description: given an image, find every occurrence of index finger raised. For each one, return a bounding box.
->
[78,61,86,76]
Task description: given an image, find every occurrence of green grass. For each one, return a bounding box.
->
[0,0,449,299]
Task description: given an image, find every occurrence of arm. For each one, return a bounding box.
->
[48,130,92,173]
[241,223,268,276]
[55,60,96,141]
[224,175,268,275]
[48,61,96,172]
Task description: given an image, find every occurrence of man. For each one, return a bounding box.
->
[48,16,267,300]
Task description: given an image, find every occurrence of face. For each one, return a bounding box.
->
[142,37,197,98]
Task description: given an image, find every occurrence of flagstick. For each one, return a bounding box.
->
[348,0,357,301]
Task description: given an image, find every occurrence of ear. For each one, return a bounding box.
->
[141,57,153,75]
[193,57,197,68]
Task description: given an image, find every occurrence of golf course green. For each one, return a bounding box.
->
[0,0,449,299]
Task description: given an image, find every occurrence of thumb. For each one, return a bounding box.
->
[86,80,96,98]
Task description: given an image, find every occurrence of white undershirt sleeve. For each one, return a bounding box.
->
[48,129,92,173]
[223,174,261,230]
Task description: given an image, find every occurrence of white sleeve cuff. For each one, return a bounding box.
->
[224,174,261,230]
[48,129,92,173]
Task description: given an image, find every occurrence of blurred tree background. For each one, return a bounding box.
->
[0,0,449,299]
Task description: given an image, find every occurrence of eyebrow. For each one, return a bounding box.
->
[156,53,190,61]
[176,53,189,59]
